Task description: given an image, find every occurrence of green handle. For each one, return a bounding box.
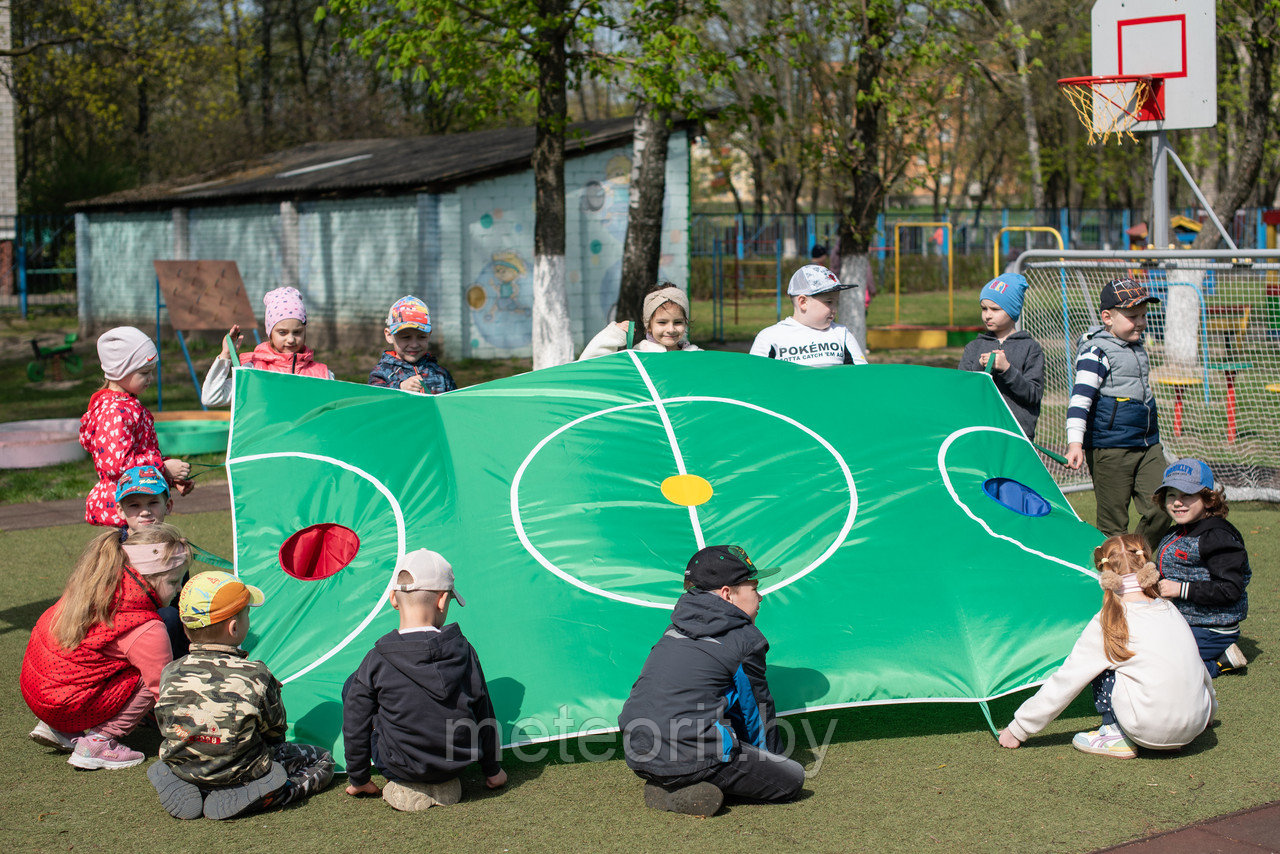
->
[190,542,234,570]
[1032,443,1070,466]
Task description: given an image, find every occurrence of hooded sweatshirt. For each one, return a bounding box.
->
[957,329,1044,440]
[343,624,500,786]
[618,591,778,777]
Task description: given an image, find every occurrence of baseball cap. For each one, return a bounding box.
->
[787,265,853,297]
[179,571,265,628]
[115,464,170,503]
[386,295,431,334]
[1158,458,1215,495]
[1099,277,1160,310]
[393,548,465,606]
[684,545,780,590]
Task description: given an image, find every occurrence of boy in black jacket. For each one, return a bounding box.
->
[618,545,805,817]
[342,549,506,812]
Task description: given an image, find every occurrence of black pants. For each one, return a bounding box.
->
[1091,669,1118,727]
[640,744,805,803]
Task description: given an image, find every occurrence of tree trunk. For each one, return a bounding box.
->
[617,101,671,331]
[531,4,573,368]
[1006,0,1045,210]
[1194,10,1276,249]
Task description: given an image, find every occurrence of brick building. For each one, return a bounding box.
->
[71,117,692,359]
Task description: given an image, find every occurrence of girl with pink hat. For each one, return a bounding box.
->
[201,286,334,406]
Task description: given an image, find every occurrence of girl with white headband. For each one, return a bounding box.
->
[997,533,1215,759]
[81,327,192,528]
[579,281,702,360]
[21,523,191,770]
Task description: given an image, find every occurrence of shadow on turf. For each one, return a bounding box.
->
[0,598,56,636]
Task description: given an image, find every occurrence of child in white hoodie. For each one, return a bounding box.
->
[998,533,1215,759]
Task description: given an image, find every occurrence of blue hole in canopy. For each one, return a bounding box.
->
[982,477,1051,517]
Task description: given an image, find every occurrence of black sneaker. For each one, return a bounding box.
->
[643,782,723,817]
[1216,642,1248,674]
[147,761,204,820]
[203,763,287,820]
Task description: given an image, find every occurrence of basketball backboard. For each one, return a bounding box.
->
[1091,0,1216,132]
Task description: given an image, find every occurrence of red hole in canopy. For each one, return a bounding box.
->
[279,523,360,581]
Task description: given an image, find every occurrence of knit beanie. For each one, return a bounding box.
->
[979,273,1028,321]
[642,286,691,327]
[97,327,158,381]
[264,286,307,335]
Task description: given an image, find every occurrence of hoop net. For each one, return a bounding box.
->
[1058,75,1161,144]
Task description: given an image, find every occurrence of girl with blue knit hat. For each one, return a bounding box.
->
[957,273,1045,439]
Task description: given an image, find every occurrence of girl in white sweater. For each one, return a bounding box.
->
[998,533,1215,759]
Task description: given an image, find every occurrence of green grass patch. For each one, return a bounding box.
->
[1,498,1277,852]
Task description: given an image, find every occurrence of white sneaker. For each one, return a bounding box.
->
[30,720,77,753]
[1220,643,1248,670]
[1072,723,1137,759]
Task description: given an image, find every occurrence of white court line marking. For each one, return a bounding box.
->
[937,426,1095,577]
[226,451,407,682]
[510,393,858,609]
[627,350,704,549]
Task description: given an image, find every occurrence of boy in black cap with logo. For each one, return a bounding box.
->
[749,265,868,367]
[1065,278,1171,549]
[618,545,805,817]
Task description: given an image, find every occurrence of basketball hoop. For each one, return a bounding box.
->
[1058,75,1165,144]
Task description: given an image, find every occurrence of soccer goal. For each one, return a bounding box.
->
[1018,249,1280,501]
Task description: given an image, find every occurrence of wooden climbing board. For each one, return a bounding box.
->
[153,260,257,331]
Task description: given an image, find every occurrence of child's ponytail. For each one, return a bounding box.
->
[51,529,128,649]
[50,523,187,650]
[1094,533,1160,663]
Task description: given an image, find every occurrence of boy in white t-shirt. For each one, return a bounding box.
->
[749,265,868,367]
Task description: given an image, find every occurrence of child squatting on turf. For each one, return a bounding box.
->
[81,327,192,527]
[1065,278,1171,549]
[342,549,506,812]
[369,295,457,394]
[579,281,702,358]
[21,524,190,770]
[998,534,1215,760]
[148,571,334,820]
[1152,458,1252,677]
[202,286,334,407]
[957,273,1044,440]
[618,545,805,817]
[749,265,868,367]
[116,464,191,659]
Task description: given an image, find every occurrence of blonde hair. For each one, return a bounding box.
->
[51,523,188,650]
[1093,533,1160,663]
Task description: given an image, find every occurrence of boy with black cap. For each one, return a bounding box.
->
[958,273,1044,440]
[1065,278,1171,548]
[342,549,506,812]
[749,265,868,367]
[618,545,805,817]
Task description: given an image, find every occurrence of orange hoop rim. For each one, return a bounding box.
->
[1057,74,1162,88]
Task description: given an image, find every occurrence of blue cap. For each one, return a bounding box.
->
[1158,458,1215,495]
[979,274,1027,320]
[116,464,169,503]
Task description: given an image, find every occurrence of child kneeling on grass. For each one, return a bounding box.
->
[618,545,805,817]
[342,549,506,812]
[148,571,334,820]
[998,534,1215,760]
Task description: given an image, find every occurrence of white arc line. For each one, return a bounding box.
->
[626,351,705,549]
[226,451,407,682]
[936,427,1095,577]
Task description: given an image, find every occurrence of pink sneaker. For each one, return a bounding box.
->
[67,735,145,770]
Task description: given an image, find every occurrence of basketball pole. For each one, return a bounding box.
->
[1151,131,1170,248]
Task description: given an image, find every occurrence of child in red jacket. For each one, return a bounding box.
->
[22,523,190,770]
[80,327,191,527]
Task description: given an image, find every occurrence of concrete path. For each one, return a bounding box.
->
[0,481,231,531]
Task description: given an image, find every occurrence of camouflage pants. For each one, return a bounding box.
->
[272,743,335,808]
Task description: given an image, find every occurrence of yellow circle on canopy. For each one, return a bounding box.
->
[661,474,713,507]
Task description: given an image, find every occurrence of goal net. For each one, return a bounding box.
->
[1017,249,1280,501]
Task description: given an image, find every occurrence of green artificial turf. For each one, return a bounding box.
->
[1,497,1276,853]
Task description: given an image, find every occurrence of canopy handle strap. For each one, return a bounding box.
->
[190,542,234,570]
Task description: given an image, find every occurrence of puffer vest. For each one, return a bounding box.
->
[1080,329,1160,448]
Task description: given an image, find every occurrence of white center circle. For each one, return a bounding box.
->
[510,395,858,609]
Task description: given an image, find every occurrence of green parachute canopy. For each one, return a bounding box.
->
[226,352,1103,770]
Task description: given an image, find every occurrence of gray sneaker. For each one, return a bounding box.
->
[147,761,204,820]
[643,782,723,817]
[202,762,287,820]
[382,778,463,812]
[29,720,77,753]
